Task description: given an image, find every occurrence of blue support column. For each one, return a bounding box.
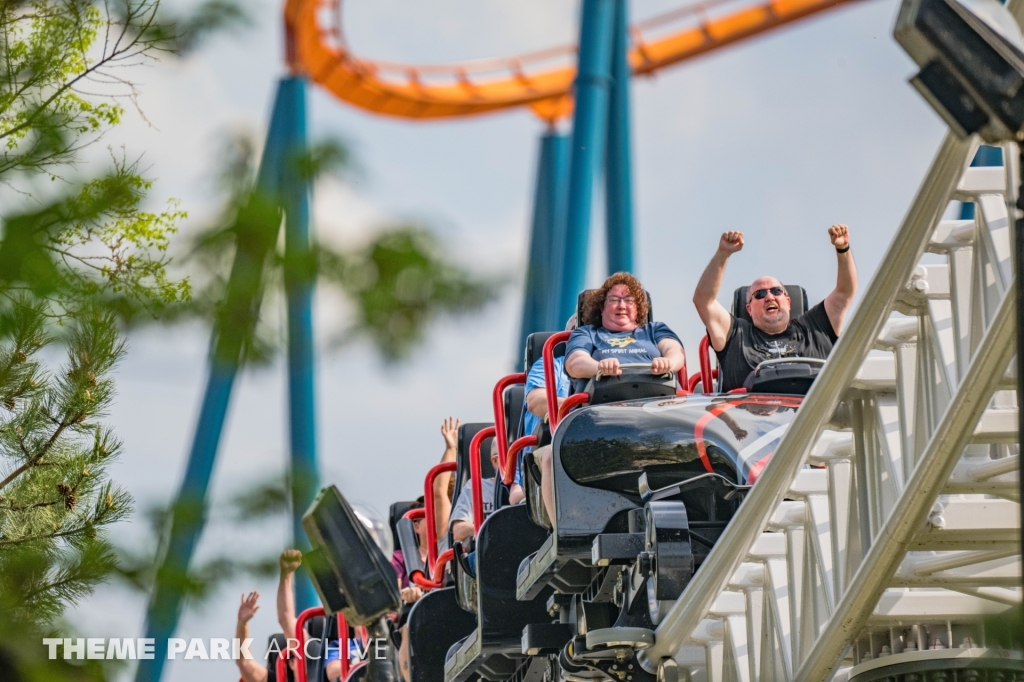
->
[605,0,634,276]
[558,0,617,323]
[135,81,292,682]
[959,145,1004,219]
[518,130,570,361]
[279,76,320,611]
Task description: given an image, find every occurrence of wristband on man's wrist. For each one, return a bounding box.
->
[835,245,851,254]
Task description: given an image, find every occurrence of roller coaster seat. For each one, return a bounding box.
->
[444,504,553,682]
[747,357,825,395]
[407,588,477,682]
[694,285,811,393]
[732,284,808,323]
[524,331,565,370]
[389,501,419,551]
[502,384,525,457]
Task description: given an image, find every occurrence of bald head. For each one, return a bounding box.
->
[746,276,791,334]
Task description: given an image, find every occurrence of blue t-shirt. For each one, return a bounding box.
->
[522,356,570,439]
[566,322,682,368]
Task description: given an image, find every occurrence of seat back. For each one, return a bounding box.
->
[732,285,808,323]
[576,289,653,327]
[448,423,495,548]
[474,504,553,641]
[524,331,565,370]
[389,501,418,551]
[407,588,478,682]
[503,384,525,450]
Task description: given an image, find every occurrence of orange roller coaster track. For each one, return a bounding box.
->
[283,0,867,122]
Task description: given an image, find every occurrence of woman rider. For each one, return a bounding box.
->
[535,272,686,525]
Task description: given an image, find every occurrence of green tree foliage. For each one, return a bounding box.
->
[0,1,206,677]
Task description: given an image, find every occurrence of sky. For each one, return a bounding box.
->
[63,0,955,680]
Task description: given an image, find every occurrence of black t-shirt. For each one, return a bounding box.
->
[715,301,838,392]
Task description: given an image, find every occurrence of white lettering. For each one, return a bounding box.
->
[184,638,208,660]
[167,638,187,659]
[107,639,135,660]
[42,638,61,659]
[87,639,105,659]
[209,638,230,660]
[353,639,371,661]
[303,637,320,660]
[262,637,281,661]
[63,638,84,660]
[375,638,387,660]
[138,639,155,659]
[285,637,300,659]
[237,638,254,660]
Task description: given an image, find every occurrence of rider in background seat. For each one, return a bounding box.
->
[450,439,522,544]
[692,226,857,392]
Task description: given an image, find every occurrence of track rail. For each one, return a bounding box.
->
[283,0,867,121]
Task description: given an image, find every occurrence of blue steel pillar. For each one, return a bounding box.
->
[558,0,618,323]
[280,76,320,611]
[959,145,1003,219]
[605,0,634,276]
[134,80,295,682]
[518,130,570,360]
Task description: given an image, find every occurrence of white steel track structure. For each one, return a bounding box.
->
[638,132,1022,682]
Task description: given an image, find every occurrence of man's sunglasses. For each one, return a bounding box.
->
[750,286,787,301]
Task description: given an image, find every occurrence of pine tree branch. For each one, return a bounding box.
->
[0,410,86,491]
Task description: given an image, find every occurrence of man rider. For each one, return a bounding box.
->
[692,225,857,392]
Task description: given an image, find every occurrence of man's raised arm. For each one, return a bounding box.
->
[823,224,857,335]
[693,231,743,351]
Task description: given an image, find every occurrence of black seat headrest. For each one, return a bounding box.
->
[454,424,496,504]
[389,500,418,550]
[524,331,565,370]
[732,285,808,324]
[577,289,653,327]
[503,384,526,447]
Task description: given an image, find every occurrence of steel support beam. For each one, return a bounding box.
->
[280,76,319,611]
[558,0,617,323]
[605,0,634,276]
[794,278,1016,682]
[134,79,295,682]
[519,131,570,359]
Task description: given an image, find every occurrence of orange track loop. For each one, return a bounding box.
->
[284,0,864,122]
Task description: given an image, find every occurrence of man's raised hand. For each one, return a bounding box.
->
[719,231,744,254]
[829,224,850,250]
[441,416,460,450]
[238,591,260,623]
[280,548,302,575]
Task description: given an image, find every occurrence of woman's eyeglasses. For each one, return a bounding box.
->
[606,295,637,306]
[750,287,786,301]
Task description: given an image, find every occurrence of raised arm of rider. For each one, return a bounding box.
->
[236,592,268,682]
[694,231,744,352]
[433,417,460,540]
[277,549,302,638]
[823,224,857,335]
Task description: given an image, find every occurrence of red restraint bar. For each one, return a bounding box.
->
[492,373,526,483]
[688,367,719,393]
[503,435,538,485]
[699,335,714,394]
[291,606,331,682]
[557,393,590,422]
[420,461,456,571]
[543,332,572,429]
[410,548,456,590]
[469,426,496,532]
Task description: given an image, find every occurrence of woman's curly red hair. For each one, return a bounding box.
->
[580,272,649,328]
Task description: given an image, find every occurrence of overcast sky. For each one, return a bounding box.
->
[65,0,954,680]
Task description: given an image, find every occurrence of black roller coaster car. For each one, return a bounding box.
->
[301,287,821,682]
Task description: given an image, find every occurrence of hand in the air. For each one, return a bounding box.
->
[828,224,850,250]
[650,357,673,375]
[238,591,260,623]
[279,549,302,575]
[441,416,460,450]
[597,358,622,377]
[718,231,744,254]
